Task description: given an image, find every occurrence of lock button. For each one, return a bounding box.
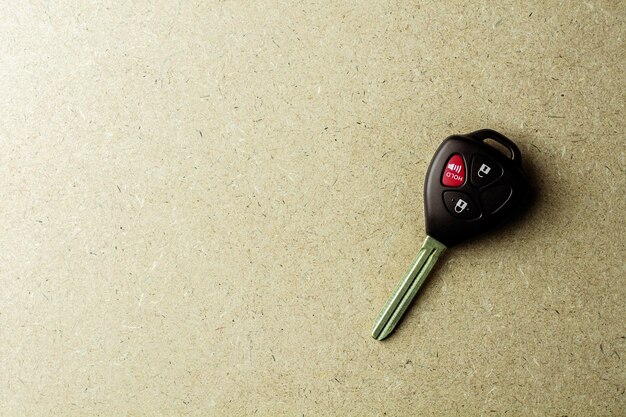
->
[443,191,481,220]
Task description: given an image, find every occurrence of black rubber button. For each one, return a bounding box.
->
[471,154,502,187]
[480,185,513,214]
[443,191,481,220]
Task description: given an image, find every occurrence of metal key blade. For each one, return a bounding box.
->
[371,235,446,340]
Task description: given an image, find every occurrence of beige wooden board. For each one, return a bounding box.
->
[0,1,624,415]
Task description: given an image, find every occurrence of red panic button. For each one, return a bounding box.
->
[442,154,465,187]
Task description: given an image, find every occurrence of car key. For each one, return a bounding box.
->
[371,129,530,340]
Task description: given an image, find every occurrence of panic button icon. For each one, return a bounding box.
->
[442,154,465,187]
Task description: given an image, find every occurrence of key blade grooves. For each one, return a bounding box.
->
[371,248,430,338]
[371,236,446,340]
[375,250,442,340]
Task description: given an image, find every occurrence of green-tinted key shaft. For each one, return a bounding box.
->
[371,236,446,340]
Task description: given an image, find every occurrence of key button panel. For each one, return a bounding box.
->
[471,154,502,187]
[480,185,513,214]
[443,191,481,220]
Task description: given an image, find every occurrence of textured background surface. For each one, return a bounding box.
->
[1,1,624,415]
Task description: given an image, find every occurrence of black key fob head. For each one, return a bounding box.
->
[424,129,531,246]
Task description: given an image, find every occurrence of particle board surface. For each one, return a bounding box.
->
[0,1,624,416]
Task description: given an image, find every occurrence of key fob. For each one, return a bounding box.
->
[424,129,530,246]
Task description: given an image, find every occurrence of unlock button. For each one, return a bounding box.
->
[471,154,502,187]
[443,191,481,220]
